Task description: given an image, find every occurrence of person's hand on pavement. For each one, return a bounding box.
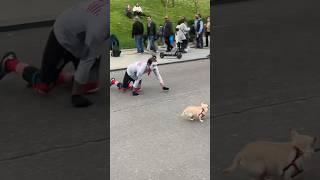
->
[160,82,169,91]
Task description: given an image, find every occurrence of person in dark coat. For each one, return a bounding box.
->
[147,16,157,52]
[132,16,144,53]
[163,16,174,52]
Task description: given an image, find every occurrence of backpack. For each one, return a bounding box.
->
[111,44,121,57]
[110,34,121,57]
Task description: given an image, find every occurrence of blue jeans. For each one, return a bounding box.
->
[135,35,144,53]
[196,32,204,48]
[148,35,156,52]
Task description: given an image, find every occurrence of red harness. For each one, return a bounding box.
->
[282,146,304,178]
[199,108,206,118]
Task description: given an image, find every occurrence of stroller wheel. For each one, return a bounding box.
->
[160,52,165,58]
[177,52,182,59]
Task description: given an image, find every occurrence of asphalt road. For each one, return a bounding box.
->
[110,60,210,180]
[0,27,108,179]
[213,0,320,179]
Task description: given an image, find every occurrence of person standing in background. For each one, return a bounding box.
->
[205,16,210,47]
[146,16,157,53]
[125,4,133,18]
[194,14,204,48]
[158,25,165,47]
[133,3,143,16]
[178,16,190,53]
[132,16,144,53]
[163,16,174,52]
[175,25,186,53]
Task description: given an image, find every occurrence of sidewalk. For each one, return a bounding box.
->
[110,46,210,71]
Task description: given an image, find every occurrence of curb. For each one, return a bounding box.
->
[110,57,209,72]
[0,20,55,32]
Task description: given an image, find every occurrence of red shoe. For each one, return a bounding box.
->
[135,87,142,92]
[84,81,99,94]
[0,51,17,80]
[110,78,117,86]
[128,83,133,90]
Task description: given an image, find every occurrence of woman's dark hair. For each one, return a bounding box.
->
[147,55,157,65]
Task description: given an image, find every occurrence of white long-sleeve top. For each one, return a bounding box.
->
[126,60,164,88]
[175,30,186,43]
[179,22,190,35]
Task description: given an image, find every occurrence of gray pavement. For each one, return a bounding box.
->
[110,60,210,180]
[0,27,108,179]
[213,0,320,179]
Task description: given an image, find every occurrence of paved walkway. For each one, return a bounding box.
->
[110,45,210,71]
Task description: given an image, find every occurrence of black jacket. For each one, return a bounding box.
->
[147,21,157,36]
[163,20,173,37]
[132,21,144,37]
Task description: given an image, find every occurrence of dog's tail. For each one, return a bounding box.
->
[223,152,241,174]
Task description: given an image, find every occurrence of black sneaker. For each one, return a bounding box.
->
[132,91,139,96]
[162,86,169,90]
[0,51,17,80]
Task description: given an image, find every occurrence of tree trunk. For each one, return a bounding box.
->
[193,0,199,14]
[166,0,169,16]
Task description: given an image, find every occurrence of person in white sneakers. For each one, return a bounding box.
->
[110,55,169,96]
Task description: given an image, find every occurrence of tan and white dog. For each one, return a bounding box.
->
[223,129,317,180]
[181,102,209,122]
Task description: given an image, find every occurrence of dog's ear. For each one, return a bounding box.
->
[290,128,299,138]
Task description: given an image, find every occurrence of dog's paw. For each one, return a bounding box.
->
[200,120,204,123]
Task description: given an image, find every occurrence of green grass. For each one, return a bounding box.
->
[111,0,210,49]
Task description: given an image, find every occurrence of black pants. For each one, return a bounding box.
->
[205,31,210,47]
[196,32,204,48]
[165,36,173,51]
[177,42,182,52]
[40,30,79,84]
[119,71,141,89]
[23,30,79,86]
[182,39,188,51]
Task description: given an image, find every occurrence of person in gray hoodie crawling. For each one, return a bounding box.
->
[0,0,108,107]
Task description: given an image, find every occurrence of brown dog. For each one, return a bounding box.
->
[181,102,209,122]
[223,129,317,180]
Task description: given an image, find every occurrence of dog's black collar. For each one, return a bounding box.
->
[282,146,304,178]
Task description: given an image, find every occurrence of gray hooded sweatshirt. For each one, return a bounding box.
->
[53,0,108,84]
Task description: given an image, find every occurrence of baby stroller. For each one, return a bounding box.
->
[159,35,182,59]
